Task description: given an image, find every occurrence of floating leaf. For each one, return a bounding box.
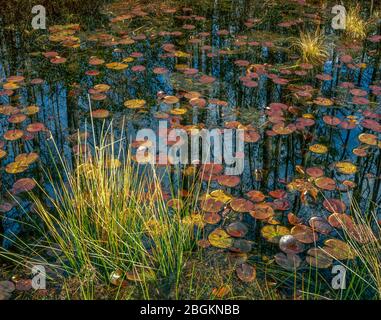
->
[93,84,110,92]
[236,263,256,282]
[12,178,36,194]
[246,190,266,202]
[306,248,333,268]
[269,189,287,199]
[15,152,39,165]
[91,109,110,119]
[358,133,377,146]
[106,62,128,70]
[3,129,24,141]
[314,97,333,106]
[279,235,305,254]
[309,144,328,154]
[347,224,376,244]
[209,190,232,203]
[226,222,248,238]
[309,217,333,235]
[230,239,253,253]
[291,225,318,244]
[26,122,45,133]
[230,198,254,212]
[328,213,354,229]
[109,270,125,286]
[288,212,303,225]
[335,162,357,175]
[203,212,221,225]
[23,105,40,115]
[0,149,7,159]
[261,225,290,243]
[217,175,241,187]
[211,285,230,298]
[5,161,29,174]
[249,203,274,220]
[124,99,146,109]
[201,198,224,213]
[8,114,26,124]
[274,252,301,271]
[170,108,187,115]
[323,198,346,213]
[208,228,233,248]
[243,130,260,143]
[315,177,336,191]
[322,239,355,260]
[163,95,179,104]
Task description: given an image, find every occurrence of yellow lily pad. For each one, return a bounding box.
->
[208,228,233,248]
[106,62,128,70]
[261,225,290,243]
[309,144,328,154]
[335,161,357,175]
[124,99,146,109]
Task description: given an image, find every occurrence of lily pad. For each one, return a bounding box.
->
[306,248,333,268]
[335,162,357,175]
[261,225,290,243]
[249,203,274,220]
[230,198,254,213]
[274,252,302,271]
[279,235,305,254]
[226,222,248,238]
[208,228,233,248]
[291,225,318,244]
[236,263,256,282]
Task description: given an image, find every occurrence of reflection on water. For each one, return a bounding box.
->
[0,0,380,252]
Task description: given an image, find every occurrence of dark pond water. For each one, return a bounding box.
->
[0,0,380,260]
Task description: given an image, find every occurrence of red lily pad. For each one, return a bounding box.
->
[327,213,354,229]
[203,212,221,225]
[291,225,318,244]
[306,167,324,178]
[323,198,346,213]
[315,177,336,191]
[249,203,274,220]
[269,189,287,199]
[309,217,333,235]
[12,178,36,194]
[246,190,266,202]
[236,263,256,282]
[226,222,248,238]
[288,212,303,225]
[201,198,224,213]
[217,175,241,187]
[230,198,254,213]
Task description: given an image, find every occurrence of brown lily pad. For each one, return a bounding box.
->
[291,225,318,244]
[279,235,305,254]
[249,203,274,220]
[236,263,256,282]
[230,198,254,213]
[226,222,248,238]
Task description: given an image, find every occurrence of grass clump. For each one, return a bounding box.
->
[0,122,202,299]
[291,30,329,65]
[344,6,369,40]
[340,201,381,299]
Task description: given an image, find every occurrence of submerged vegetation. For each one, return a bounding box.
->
[0,0,381,300]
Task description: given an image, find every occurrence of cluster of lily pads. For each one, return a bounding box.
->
[0,0,381,292]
